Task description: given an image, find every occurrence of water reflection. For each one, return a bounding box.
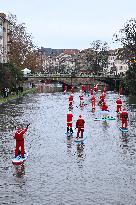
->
[76,143,85,159]
[66,137,73,157]
[13,164,25,178]
[101,121,109,128]
[76,143,86,169]
[120,133,129,148]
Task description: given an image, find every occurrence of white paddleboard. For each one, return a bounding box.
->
[74,136,87,143]
[12,151,28,165]
[119,127,128,132]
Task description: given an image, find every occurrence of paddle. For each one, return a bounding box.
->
[76,103,88,108]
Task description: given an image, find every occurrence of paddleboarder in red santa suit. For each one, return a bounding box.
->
[76,115,85,139]
[14,124,30,158]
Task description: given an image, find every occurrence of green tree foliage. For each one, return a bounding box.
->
[0,63,22,91]
[114,18,136,62]
[114,18,136,95]
[124,63,136,95]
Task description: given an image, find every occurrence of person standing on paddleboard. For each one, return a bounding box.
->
[14,124,30,158]
[68,94,74,109]
[116,97,122,113]
[98,92,105,106]
[67,111,73,134]
[76,115,85,139]
[94,84,98,92]
[91,95,96,110]
[120,108,128,129]
[79,90,84,107]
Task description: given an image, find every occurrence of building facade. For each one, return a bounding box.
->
[0,13,10,63]
[105,49,128,76]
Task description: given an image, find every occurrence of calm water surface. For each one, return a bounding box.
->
[0,91,136,205]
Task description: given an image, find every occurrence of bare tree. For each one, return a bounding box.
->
[8,14,38,71]
[89,40,109,74]
[113,18,136,63]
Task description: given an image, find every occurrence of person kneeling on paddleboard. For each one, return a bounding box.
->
[76,115,85,139]
[101,102,109,111]
[14,124,30,158]
[101,102,109,118]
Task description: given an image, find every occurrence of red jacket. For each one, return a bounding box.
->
[14,128,27,141]
[120,111,128,120]
[91,95,96,102]
[101,104,108,111]
[67,113,73,123]
[69,96,73,102]
[94,85,98,92]
[76,118,85,128]
[82,85,86,92]
[100,95,105,100]
[116,99,122,106]
[100,96,105,103]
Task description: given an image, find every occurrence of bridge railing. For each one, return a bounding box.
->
[23,73,123,79]
[24,73,72,78]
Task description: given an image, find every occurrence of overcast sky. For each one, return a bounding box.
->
[1,0,136,49]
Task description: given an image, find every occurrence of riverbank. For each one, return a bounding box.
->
[0,87,36,105]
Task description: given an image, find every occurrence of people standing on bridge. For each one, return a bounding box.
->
[101,101,109,111]
[91,95,96,110]
[14,124,30,158]
[67,111,73,134]
[116,97,122,113]
[69,94,74,109]
[120,108,128,129]
[76,115,85,139]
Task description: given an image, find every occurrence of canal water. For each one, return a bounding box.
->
[0,91,136,205]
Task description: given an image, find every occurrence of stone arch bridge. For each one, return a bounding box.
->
[24,73,123,91]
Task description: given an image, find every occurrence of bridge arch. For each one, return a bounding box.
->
[24,73,123,91]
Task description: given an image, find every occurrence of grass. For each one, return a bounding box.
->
[0,88,36,105]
